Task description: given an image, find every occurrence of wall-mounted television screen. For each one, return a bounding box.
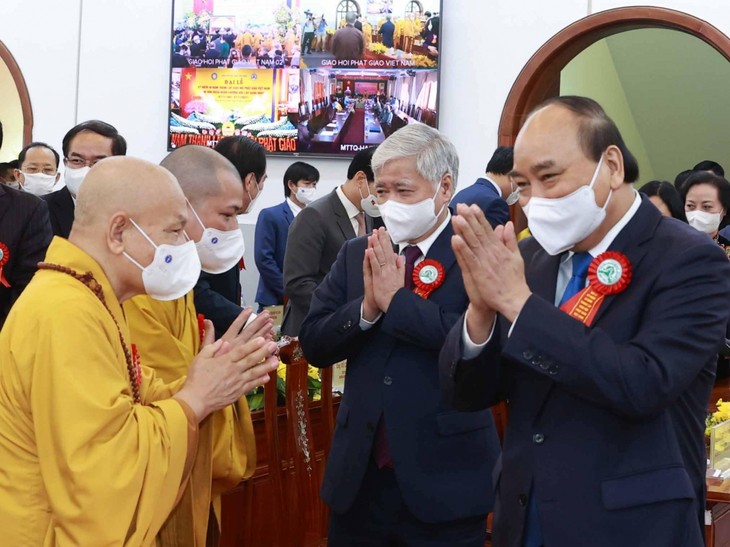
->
[168,0,442,157]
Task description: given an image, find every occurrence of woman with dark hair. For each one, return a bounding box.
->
[638,180,687,222]
[681,170,730,257]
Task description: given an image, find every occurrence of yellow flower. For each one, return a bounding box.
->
[277,361,287,380]
[308,365,320,381]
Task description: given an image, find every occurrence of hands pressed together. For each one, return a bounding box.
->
[362,227,405,322]
[451,204,532,343]
[174,308,278,422]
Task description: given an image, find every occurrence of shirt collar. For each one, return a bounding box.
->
[483,176,502,198]
[286,197,302,217]
[398,210,452,257]
[335,185,361,219]
[561,190,642,265]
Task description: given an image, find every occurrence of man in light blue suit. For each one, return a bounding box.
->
[254,161,319,311]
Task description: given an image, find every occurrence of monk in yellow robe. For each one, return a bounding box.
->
[0,157,278,546]
[124,146,273,546]
[362,20,373,49]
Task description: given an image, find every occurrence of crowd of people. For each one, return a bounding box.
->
[0,93,729,546]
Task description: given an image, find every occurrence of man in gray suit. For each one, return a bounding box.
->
[282,147,379,336]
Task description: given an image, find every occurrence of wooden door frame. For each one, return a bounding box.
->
[0,41,33,146]
[498,6,730,146]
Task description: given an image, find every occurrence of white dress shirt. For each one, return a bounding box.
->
[484,176,502,198]
[286,197,302,218]
[463,191,642,356]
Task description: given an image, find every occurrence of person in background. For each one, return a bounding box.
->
[315,15,328,52]
[43,120,127,238]
[13,142,60,196]
[195,136,267,337]
[332,12,365,62]
[282,147,379,336]
[124,146,272,546]
[379,15,396,49]
[440,96,730,546]
[0,157,279,544]
[681,170,730,254]
[674,168,693,191]
[693,159,725,177]
[302,11,316,54]
[254,161,320,312]
[0,161,19,188]
[299,124,499,546]
[638,180,687,222]
[234,44,258,68]
[451,145,513,227]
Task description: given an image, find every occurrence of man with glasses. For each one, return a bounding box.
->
[43,120,127,237]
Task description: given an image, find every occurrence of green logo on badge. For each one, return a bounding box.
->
[419,265,438,284]
[596,259,622,286]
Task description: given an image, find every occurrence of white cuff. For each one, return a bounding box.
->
[462,310,496,359]
[360,302,382,330]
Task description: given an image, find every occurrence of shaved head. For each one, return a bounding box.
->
[75,156,185,229]
[160,145,241,207]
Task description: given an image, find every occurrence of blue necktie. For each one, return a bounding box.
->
[524,252,593,547]
[558,252,593,306]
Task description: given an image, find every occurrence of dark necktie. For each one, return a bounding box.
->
[373,245,422,469]
[558,252,593,306]
[355,211,365,237]
[403,245,422,290]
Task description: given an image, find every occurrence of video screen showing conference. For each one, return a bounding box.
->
[168,0,441,157]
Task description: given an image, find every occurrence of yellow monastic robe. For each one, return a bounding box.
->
[363,21,372,49]
[124,293,256,547]
[0,237,196,546]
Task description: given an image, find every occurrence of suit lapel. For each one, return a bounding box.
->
[424,219,457,276]
[0,186,10,224]
[282,201,294,225]
[525,248,561,304]
[329,190,356,239]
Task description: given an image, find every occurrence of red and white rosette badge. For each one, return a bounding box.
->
[560,251,632,326]
[412,259,445,299]
[0,242,10,288]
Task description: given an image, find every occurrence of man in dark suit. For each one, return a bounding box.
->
[440,96,730,546]
[451,146,514,227]
[332,12,364,62]
[0,185,52,328]
[254,161,320,310]
[281,147,379,337]
[300,124,499,545]
[196,136,267,337]
[43,120,127,238]
[378,15,396,48]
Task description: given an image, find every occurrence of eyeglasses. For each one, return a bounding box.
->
[65,156,106,169]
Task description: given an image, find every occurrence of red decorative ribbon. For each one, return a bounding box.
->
[0,242,9,288]
[130,343,142,390]
[197,313,206,346]
[560,251,632,326]
[412,259,445,299]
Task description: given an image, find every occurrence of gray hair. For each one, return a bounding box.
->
[346,12,357,24]
[371,123,459,189]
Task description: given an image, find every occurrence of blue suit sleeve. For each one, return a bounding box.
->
[254,210,284,301]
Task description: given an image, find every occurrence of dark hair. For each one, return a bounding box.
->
[532,96,639,183]
[214,136,267,182]
[283,161,320,197]
[486,146,513,175]
[638,180,687,223]
[693,160,725,178]
[673,169,693,191]
[0,162,13,179]
[242,44,253,57]
[347,146,376,181]
[18,142,60,168]
[680,171,730,228]
[62,120,127,158]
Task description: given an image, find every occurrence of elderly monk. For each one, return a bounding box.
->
[0,157,278,546]
[124,146,273,546]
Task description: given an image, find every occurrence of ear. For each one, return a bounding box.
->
[13,169,23,183]
[439,173,454,199]
[604,145,625,190]
[108,212,128,255]
[287,180,298,195]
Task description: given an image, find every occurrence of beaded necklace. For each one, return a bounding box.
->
[37,262,142,403]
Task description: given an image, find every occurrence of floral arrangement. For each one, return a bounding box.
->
[369,43,388,54]
[707,399,730,436]
[246,361,322,412]
[412,54,437,68]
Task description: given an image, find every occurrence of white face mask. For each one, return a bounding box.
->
[64,165,91,196]
[123,219,201,301]
[378,183,445,245]
[687,210,723,234]
[296,186,317,205]
[244,177,261,214]
[505,181,520,206]
[187,201,245,274]
[359,184,381,217]
[21,172,56,196]
[523,154,610,256]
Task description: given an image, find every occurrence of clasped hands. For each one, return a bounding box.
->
[451,203,532,343]
[362,227,406,322]
[175,308,278,422]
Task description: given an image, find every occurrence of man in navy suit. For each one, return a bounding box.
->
[254,161,319,310]
[43,120,127,238]
[451,146,513,228]
[440,96,730,546]
[300,124,500,546]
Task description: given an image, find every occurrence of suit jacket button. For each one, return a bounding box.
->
[522,350,534,361]
[519,494,527,507]
[533,433,545,444]
[344,320,353,329]
[383,376,393,386]
[539,360,550,370]
[548,365,559,375]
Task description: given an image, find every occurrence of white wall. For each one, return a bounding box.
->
[4,0,730,304]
